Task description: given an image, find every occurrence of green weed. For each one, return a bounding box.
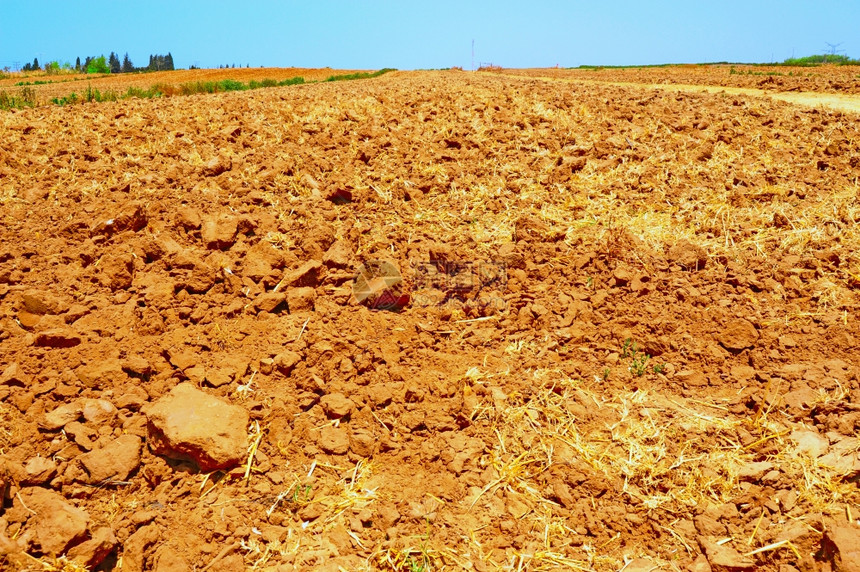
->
[621,338,652,377]
[324,68,395,82]
[621,338,637,359]
[630,353,650,377]
[51,92,79,106]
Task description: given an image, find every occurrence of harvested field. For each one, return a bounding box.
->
[504,64,860,95]
[0,67,369,105]
[0,69,859,571]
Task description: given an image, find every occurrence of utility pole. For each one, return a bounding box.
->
[824,42,844,62]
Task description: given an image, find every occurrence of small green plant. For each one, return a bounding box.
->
[630,352,650,377]
[621,338,636,359]
[653,363,666,374]
[52,92,79,106]
[601,367,610,381]
[19,87,37,107]
[291,484,312,503]
[621,338,652,377]
[83,85,118,103]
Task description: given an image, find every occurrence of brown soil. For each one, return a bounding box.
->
[1,69,859,571]
[0,68,368,104]
[504,64,860,95]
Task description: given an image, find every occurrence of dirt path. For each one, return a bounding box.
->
[498,72,860,114]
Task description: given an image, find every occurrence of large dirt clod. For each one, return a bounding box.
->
[143,383,249,471]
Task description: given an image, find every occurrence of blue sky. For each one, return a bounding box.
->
[0,1,856,71]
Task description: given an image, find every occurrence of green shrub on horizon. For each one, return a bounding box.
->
[781,54,859,66]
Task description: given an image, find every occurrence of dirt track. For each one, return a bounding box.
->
[1,69,859,571]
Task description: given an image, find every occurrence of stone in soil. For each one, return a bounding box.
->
[33,328,81,348]
[73,434,142,484]
[0,362,28,386]
[21,290,64,315]
[668,240,708,270]
[143,383,249,471]
[820,521,860,572]
[19,487,90,555]
[202,214,238,250]
[716,319,759,351]
[254,290,287,313]
[288,286,316,312]
[698,536,754,571]
[22,456,58,485]
[282,260,322,288]
[99,253,135,290]
[318,425,350,454]
[275,350,302,374]
[81,398,118,425]
[67,526,118,568]
[320,393,355,419]
[40,401,83,430]
[322,240,352,269]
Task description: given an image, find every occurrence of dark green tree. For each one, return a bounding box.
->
[109,52,121,74]
[32,57,40,71]
[122,53,134,73]
[75,57,81,72]
[165,53,174,70]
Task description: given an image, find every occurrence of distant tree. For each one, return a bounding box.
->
[32,57,40,71]
[109,52,121,74]
[122,53,134,73]
[75,57,81,72]
[165,53,174,70]
[22,62,31,72]
[87,55,110,74]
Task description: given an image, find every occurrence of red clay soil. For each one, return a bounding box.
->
[0,70,859,571]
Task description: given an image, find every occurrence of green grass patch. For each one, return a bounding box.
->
[125,86,163,99]
[324,68,395,82]
[16,79,56,86]
[0,87,37,110]
[781,54,860,66]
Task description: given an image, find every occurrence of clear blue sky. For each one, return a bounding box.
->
[1,1,856,71]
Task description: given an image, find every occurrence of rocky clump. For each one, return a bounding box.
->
[143,383,249,471]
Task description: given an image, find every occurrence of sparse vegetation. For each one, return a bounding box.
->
[324,68,395,82]
[782,54,860,66]
[1,70,396,110]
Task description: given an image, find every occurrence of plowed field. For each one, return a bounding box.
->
[1,69,859,571]
[0,68,367,104]
[505,64,860,95]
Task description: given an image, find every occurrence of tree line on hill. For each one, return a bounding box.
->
[21,53,174,73]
